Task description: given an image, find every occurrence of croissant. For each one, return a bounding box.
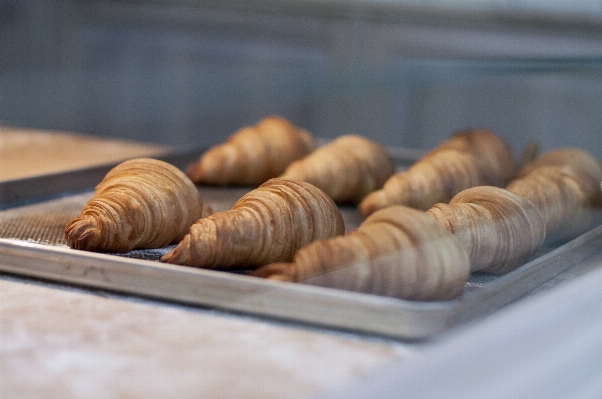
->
[160,178,345,269]
[505,148,602,241]
[358,129,515,217]
[65,158,204,253]
[427,186,545,274]
[185,116,317,186]
[252,205,470,301]
[278,134,396,204]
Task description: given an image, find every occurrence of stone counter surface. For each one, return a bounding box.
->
[0,127,170,182]
[0,274,415,399]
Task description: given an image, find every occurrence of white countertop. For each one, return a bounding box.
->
[3,250,602,399]
[0,273,416,399]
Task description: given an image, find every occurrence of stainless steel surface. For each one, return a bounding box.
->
[2,165,601,339]
[1,225,601,339]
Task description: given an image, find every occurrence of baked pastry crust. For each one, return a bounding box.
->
[359,129,515,217]
[253,205,470,301]
[160,178,345,269]
[427,186,545,274]
[186,116,317,186]
[506,148,602,241]
[279,134,395,204]
[65,158,203,253]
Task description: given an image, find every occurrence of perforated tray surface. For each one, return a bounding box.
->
[1,153,601,340]
[0,187,528,287]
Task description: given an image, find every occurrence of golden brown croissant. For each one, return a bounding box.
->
[278,134,396,204]
[65,158,204,253]
[505,148,602,241]
[358,129,515,217]
[427,186,545,274]
[252,205,470,301]
[160,178,345,269]
[185,116,317,186]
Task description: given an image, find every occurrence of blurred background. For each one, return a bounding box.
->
[1,0,602,159]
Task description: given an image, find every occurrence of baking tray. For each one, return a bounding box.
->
[0,148,200,208]
[1,150,601,340]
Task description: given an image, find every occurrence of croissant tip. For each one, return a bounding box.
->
[160,235,193,265]
[267,274,294,282]
[159,246,181,264]
[184,162,201,183]
[64,217,100,251]
[250,263,295,281]
[358,191,385,218]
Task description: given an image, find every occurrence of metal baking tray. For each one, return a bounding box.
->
[1,149,601,340]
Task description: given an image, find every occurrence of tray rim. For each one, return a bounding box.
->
[0,143,419,209]
[0,147,202,209]
[1,222,601,340]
